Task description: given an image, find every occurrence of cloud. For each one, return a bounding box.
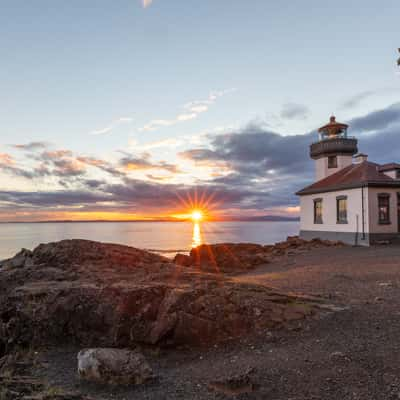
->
[0,153,14,166]
[0,190,111,208]
[1,102,400,219]
[341,88,400,109]
[129,137,183,151]
[139,89,236,132]
[142,0,153,8]
[89,117,133,135]
[76,156,125,177]
[349,103,400,133]
[180,102,400,211]
[12,142,49,151]
[119,153,181,173]
[280,102,310,120]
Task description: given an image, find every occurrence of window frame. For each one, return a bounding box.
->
[313,198,323,224]
[336,195,348,224]
[328,156,338,169]
[378,193,391,225]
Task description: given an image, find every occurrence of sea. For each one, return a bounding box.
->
[0,221,299,260]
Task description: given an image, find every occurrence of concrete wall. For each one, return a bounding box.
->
[300,188,367,232]
[315,155,353,181]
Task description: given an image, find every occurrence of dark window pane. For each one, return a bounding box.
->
[378,195,390,223]
[328,156,337,169]
[314,200,323,224]
[337,198,347,223]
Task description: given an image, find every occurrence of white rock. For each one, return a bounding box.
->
[77,348,153,385]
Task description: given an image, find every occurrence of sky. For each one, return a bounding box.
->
[0,0,399,221]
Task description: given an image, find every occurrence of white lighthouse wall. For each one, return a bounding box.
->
[367,187,399,234]
[299,187,369,245]
[315,155,353,181]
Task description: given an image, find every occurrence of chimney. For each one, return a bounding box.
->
[354,153,368,164]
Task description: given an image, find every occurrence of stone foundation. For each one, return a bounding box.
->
[300,230,400,246]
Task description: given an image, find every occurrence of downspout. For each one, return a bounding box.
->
[361,185,366,241]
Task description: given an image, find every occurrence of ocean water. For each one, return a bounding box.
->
[0,221,299,260]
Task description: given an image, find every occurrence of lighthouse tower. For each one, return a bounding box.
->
[310,116,358,181]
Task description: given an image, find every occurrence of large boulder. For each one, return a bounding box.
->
[77,348,153,385]
[0,239,321,350]
[174,237,344,272]
[175,243,270,273]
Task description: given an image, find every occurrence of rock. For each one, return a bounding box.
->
[173,253,192,267]
[176,237,345,272]
[0,239,320,349]
[189,243,270,273]
[0,249,33,270]
[330,351,351,362]
[77,348,153,385]
[208,368,256,396]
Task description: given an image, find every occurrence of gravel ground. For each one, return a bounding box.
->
[35,245,400,399]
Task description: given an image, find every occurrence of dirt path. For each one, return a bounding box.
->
[35,245,400,399]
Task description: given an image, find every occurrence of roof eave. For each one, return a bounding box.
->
[296,181,400,196]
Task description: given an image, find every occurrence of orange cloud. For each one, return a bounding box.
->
[0,153,14,166]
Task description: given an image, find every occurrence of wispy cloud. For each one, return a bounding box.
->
[129,137,183,151]
[280,102,310,120]
[89,117,133,135]
[341,88,400,109]
[142,0,153,8]
[119,152,181,173]
[139,89,236,132]
[12,142,49,151]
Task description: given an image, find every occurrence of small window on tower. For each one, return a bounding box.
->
[328,156,338,169]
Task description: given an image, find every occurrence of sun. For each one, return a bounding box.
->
[191,210,203,222]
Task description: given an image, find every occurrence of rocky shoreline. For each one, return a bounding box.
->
[0,237,344,399]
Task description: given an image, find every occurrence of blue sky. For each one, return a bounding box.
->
[0,0,399,220]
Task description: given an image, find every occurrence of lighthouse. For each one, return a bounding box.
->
[296,116,400,246]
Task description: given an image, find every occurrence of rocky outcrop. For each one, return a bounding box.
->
[77,348,153,385]
[0,239,321,351]
[0,248,34,270]
[0,350,89,400]
[174,236,344,272]
[187,243,270,272]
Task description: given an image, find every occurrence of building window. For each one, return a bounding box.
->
[378,193,391,224]
[328,156,338,169]
[314,198,323,224]
[336,196,348,224]
[396,170,400,180]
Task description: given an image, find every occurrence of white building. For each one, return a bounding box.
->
[296,116,400,246]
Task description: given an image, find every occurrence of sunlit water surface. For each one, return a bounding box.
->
[0,221,299,260]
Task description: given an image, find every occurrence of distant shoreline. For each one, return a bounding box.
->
[0,218,300,224]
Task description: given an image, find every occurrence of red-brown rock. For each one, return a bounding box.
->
[0,239,320,350]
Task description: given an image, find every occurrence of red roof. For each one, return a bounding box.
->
[297,161,400,195]
[318,116,348,133]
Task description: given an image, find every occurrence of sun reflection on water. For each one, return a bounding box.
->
[191,222,202,248]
